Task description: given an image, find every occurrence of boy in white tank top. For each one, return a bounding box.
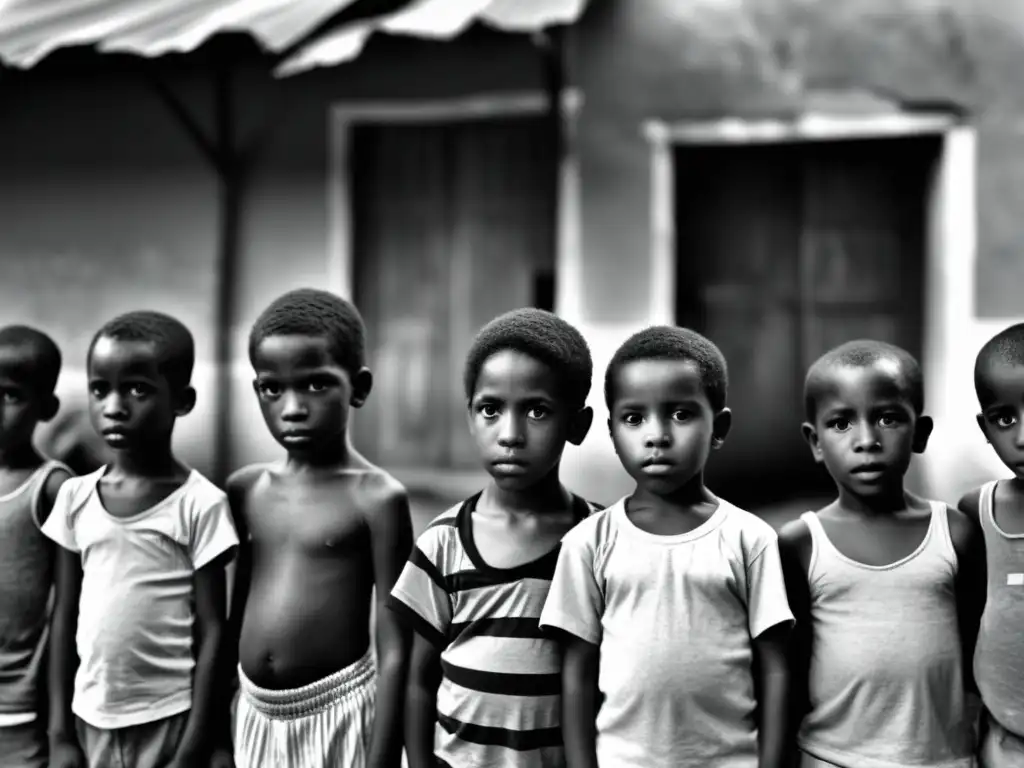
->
[0,326,74,768]
[779,340,984,768]
[959,323,1024,767]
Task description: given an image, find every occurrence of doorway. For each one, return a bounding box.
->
[674,136,941,506]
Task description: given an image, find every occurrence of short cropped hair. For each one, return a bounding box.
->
[974,323,1024,407]
[604,326,728,412]
[0,325,62,394]
[463,308,592,410]
[248,289,366,375]
[90,311,195,391]
[804,339,924,421]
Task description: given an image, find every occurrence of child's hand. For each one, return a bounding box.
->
[49,739,86,768]
[207,746,235,768]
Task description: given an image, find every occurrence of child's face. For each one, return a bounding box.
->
[0,347,54,451]
[803,362,930,497]
[467,349,588,492]
[608,359,727,494]
[976,362,1024,478]
[252,334,368,453]
[88,336,187,451]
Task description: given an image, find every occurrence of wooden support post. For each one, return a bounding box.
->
[535,26,566,311]
[212,55,240,487]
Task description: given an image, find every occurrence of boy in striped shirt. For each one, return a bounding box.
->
[389,308,601,768]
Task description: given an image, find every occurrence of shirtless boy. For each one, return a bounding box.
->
[220,288,413,768]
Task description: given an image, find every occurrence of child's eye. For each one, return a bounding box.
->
[878,414,900,428]
[479,404,499,419]
[622,413,642,427]
[128,384,151,398]
[830,419,851,432]
[308,380,328,393]
[672,410,691,423]
[528,407,549,420]
[89,384,108,399]
[1,390,22,404]
[995,413,1018,429]
[258,382,280,398]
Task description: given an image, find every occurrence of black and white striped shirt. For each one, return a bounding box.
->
[389,492,599,768]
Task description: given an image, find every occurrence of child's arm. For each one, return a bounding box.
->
[753,624,790,768]
[776,521,814,767]
[40,479,84,768]
[366,481,415,768]
[48,547,84,767]
[210,469,255,761]
[537,522,604,768]
[405,632,442,768]
[948,504,986,694]
[169,551,234,766]
[561,634,600,768]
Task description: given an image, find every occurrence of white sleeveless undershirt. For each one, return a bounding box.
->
[797,502,974,768]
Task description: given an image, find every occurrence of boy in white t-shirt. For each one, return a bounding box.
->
[43,311,239,768]
[539,326,794,768]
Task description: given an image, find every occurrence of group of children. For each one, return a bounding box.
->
[1,286,1023,768]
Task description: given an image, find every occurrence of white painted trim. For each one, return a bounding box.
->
[643,112,958,146]
[327,90,584,310]
[648,130,676,325]
[918,126,980,502]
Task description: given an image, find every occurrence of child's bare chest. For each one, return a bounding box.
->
[248,481,367,554]
[820,515,932,566]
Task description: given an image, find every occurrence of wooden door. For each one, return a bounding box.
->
[676,144,808,506]
[675,137,937,506]
[350,117,555,470]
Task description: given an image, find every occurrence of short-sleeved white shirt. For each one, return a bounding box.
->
[41,468,239,729]
[539,497,794,768]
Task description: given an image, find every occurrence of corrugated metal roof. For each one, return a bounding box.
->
[0,0,588,75]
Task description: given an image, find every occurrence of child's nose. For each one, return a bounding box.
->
[852,422,881,451]
[497,414,526,447]
[102,392,128,418]
[644,424,671,447]
[280,391,308,420]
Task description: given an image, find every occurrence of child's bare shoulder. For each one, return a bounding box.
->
[956,485,986,523]
[226,463,274,499]
[349,466,410,522]
[943,501,982,554]
[778,516,813,550]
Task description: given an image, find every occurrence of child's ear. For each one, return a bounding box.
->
[567,406,594,447]
[349,367,373,409]
[975,413,991,444]
[175,386,197,417]
[802,421,824,463]
[711,407,732,450]
[912,414,934,454]
[39,394,60,423]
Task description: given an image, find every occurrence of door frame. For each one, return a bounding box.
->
[327,88,585,321]
[327,90,583,494]
[643,102,978,502]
